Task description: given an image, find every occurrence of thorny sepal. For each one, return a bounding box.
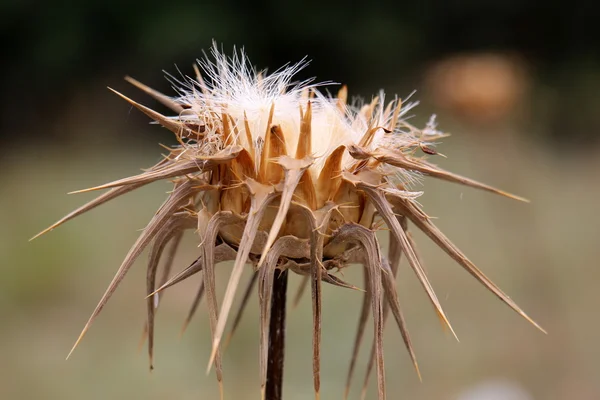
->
[372,147,529,202]
[144,211,195,370]
[148,242,237,296]
[389,195,546,334]
[69,146,242,194]
[379,256,420,378]
[281,259,363,292]
[124,76,187,113]
[292,201,336,400]
[109,88,203,139]
[343,171,459,341]
[208,179,279,373]
[327,223,387,400]
[201,211,248,396]
[66,179,200,360]
[361,217,420,399]
[30,184,142,241]
[30,145,188,241]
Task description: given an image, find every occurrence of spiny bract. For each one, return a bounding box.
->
[33,44,544,400]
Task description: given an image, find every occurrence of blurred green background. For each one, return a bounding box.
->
[2,1,599,399]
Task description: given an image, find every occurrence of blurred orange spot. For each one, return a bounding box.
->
[425,53,529,124]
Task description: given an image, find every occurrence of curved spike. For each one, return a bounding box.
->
[207,180,278,373]
[362,217,409,392]
[145,235,182,366]
[322,273,364,292]
[157,229,187,293]
[139,227,186,357]
[69,147,240,194]
[30,184,142,241]
[201,212,246,388]
[110,87,181,131]
[391,196,546,334]
[124,76,186,113]
[148,243,236,298]
[66,180,198,360]
[149,257,202,297]
[109,88,202,139]
[284,258,364,292]
[293,202,336,399]
[346,173,458,341]
[328,223,387,400]
[404,228,448,329]
[374,148,529,202]
[144,214,192,369]
[379,256,421,380]
[31,149,187,240]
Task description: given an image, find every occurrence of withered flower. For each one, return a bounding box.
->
[32,45,544,400]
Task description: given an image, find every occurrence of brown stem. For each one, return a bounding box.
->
[265,269,288,400]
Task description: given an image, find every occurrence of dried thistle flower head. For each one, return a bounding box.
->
[32,44,544,400]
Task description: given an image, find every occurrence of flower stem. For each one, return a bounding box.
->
[265,268,288,400]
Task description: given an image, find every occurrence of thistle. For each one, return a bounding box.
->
[32,45,545,400]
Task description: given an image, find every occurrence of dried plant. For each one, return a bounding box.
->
[32,44,544,400]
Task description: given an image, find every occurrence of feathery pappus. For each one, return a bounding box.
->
[32,44,545,400]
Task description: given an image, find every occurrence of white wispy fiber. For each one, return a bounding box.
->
[175,43,428,182]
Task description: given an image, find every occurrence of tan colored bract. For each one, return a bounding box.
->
[32,45,544,400]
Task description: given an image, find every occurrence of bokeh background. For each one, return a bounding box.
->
[2,1,599,399]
